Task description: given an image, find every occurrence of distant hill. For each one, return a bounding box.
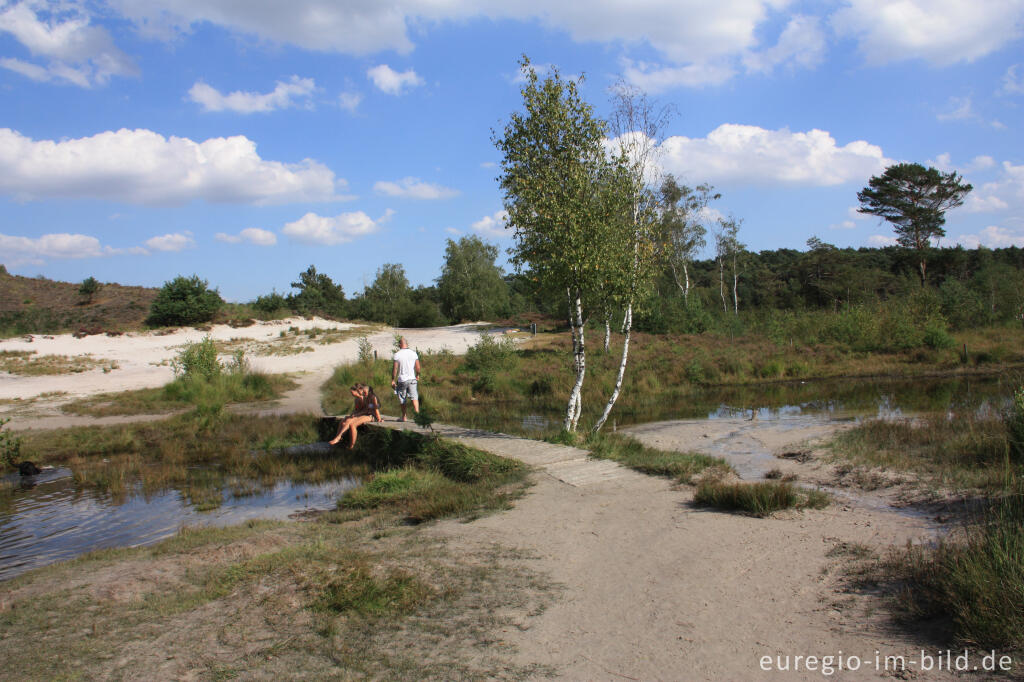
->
[0,266,158,337]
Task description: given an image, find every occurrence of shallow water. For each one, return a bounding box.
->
[0,467,359,582]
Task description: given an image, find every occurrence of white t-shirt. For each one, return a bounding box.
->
[394,347,418,382]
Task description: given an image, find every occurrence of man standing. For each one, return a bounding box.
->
[391,337,421,422]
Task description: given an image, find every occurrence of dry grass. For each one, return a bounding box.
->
[0,349,118,376]
[0,518,556,680]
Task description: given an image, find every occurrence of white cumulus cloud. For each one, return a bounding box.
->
[188,76,315,113]
[366,64,423,95]
[955,225,1024,248]
[621,60,736,92]
[865,234,897,247]
[658,124,890,186]
[373,177,458,199]
[145,232,195,252]
[1002,64,1024,94]
[742,15,826,74]
[283,209,393,245]
[0,2,137,86]
[472,210,510,239]
[0,128,347,205]
[832,0,1024,66]
[0,232,117,265]
[215,228,277,245]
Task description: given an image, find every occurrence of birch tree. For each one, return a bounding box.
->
[715,217,745,315]
[591,83,665,433]
[657,176,719,302]
[494,57,621,432]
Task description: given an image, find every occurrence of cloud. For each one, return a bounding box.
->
[1002,64,1024,95]
[936,95,978,122]
[472,210,510,239]
[865,234,897,247]
[742,15,826,74]
[366,64,423,95]
[106,1,796,73]
[0,2,137,87]
[954,225,1024,249]
[621,59,736,92]
[338,91,362,112]
[0,231,120,265]
[215,227,277,245]
[145,232,195,252]
[832,0,1024,66]
[188,76,315,113]
[0,128,348,205]
[658,124,890,186]
[373,177,458,199]
[965,160,1024,214]
[282,209,393,245]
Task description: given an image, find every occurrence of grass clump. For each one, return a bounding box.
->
[694,480,830,517]
[338,428,528,523]
[885,484,1024,651]
[585,432,731,483]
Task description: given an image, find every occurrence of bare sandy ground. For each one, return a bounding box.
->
[398,418,962,681]
[0,317,500,428]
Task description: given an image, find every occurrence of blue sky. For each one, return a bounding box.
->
[1,1,1022,302]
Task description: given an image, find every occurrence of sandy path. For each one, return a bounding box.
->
[381,418,956,681]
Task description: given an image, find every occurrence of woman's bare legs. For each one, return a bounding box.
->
[345,414,374,448]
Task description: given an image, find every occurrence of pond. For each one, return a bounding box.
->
[0,464,360,582]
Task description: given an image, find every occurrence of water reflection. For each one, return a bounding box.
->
[0,467,359,582]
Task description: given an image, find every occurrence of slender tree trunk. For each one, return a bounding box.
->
[593,304,632,433]
[604,312,611,352]
[718,258,727,312]
[732,253,739,315]
[565,289,586,432]
[919,259,927,287]
[683,261,690,303]
[669,261,686,298]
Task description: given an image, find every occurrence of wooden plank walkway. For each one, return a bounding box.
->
[372,417,630,487]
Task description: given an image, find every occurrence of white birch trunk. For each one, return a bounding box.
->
[604,313,611,353]
[593,304,632,433]
[732,254,739,315]
[719,258,727,312]
[564,290,586,432]
[683,261,690,303]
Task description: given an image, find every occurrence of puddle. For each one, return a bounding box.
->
[0,467,360,582]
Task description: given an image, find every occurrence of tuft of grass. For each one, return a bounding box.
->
[694,480,830,517]
[885,485,1024,650]
[338,430,528,523]
[585,432,731,484]
[315,564,433,616]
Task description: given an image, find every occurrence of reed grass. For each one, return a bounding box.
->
[694,480,830,516]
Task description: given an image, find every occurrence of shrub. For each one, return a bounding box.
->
[357,336,374,365]
[252,291,289,316]
[171,336,222,381]
[78,276,101,304]
[1,418,22,469]
[147,275,223,327]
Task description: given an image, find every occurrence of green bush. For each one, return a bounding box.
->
[252,291,289,316]
[1,417,22,469]
[171,336,222,381]
[147,275,223,327]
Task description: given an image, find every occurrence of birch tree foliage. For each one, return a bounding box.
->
[493,57,631,432]
[657,175,720,301]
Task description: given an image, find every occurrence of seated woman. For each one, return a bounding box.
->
[329,384,381,448]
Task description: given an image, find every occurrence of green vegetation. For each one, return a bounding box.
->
[0,417,22,470]
[585,432,730,483]
[694,480,830,516]
[77,276,101,304]
[885,486,1024,650]
[146,274,223,327]
[338,427,528,523]
[831,385,1024,652]
[437,236,510,322]
[324,327,1024,440]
